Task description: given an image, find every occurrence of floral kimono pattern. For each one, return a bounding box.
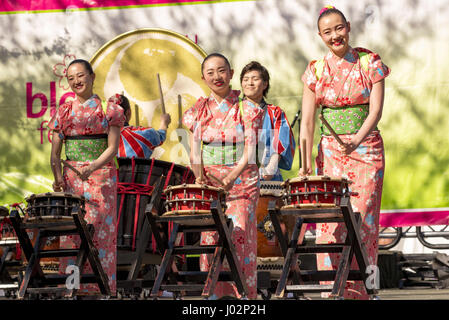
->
[48,94,125,295]
[183,90,263,299]
[302,47,390,299]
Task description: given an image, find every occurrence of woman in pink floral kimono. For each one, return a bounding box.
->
[183,53,263,299]
[48,59,125,297]
[299,7,390,299]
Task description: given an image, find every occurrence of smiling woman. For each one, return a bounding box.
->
[239,61,295,182]
[299,6,390,300]
[48,58,125,297]
[182,53,264,299]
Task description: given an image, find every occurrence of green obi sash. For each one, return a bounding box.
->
[65,134,108,161]
[202,142,244,165]
[320,104,378,135]
[202,97,246,166]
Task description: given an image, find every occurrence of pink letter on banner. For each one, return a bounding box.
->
[26,82,48,119]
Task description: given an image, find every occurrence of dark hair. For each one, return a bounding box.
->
[201,53,231,75]
[317,7,347,30]
[118,94,130,114]
[67,59,94,75]
[240,61,270,97]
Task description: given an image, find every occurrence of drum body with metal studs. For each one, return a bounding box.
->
[282,175,351,209]
[163,184,227,216]
[25,192,86,221]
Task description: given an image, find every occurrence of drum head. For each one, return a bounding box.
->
[164,183,225,194]
[284,175,351,185]
[25,192,85,202]
[117,157,195,186]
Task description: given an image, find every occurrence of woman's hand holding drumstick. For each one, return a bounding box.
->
[206,172,225,186]
[318,114,345,147]
[318,114,358,155]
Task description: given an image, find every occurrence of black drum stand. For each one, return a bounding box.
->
[9,209,110,299]
[268,197,376,299]
[150,200,248,299]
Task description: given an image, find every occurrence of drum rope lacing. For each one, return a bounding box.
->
[116,158,194,251]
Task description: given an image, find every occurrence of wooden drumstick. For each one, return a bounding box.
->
[61,159,82,178]
[177,94,183,126]
[199,145,205,182]
[206,172,224,186]
[61,160,99,207]
[134,104,140,127]
[156,73,167,114]
[319,113,345,147]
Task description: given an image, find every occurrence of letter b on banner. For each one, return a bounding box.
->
[66,265,80,289]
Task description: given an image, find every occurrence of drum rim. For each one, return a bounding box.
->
[281,203,340,209]
[283,175,352,185]
[25,192,85,201]
[164,183,225,193]
[163,209,213,216]
[117,157,193,171]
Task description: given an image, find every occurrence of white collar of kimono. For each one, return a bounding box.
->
[210,90,232,106]
[79,94,99,107]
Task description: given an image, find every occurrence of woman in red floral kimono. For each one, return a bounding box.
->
[182,53,263,299]
[300,7,390,299]
[48,59,125,297]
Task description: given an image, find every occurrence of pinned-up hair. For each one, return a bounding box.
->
[201,53,231,75]
[109,94,130,114]
[317,6,347,30]
[67,59,94,75]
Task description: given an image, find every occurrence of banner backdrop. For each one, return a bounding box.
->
[0,0,448,213]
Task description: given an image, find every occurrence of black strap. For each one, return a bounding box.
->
[65,134,108,140]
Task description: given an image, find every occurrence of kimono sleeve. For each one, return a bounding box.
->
[182,97,208,133]
[106,102,125,127]
[367,52,391,84]
[301,60,319,92]
[47,102,71,133]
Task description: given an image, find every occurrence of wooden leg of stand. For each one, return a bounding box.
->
[211,200,248,298]
[9,211,45,278]
[275,217,304,298]
[202,246,224,297]
[18,231,45,300]
[150,222,179,297]
[331,243,353,298]
[340,197,374,295]
[268,202,288,256]
[72,211,111,296]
